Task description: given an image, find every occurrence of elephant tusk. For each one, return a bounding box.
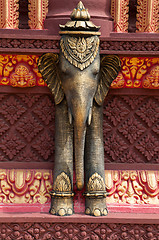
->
[68,108,73,125]
[87,107,92,126]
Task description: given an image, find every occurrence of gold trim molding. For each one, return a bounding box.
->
[0,0,19,29]
[0,169,52,204]
[28,0,48,30]
[111,0,129,32]
[105,170,159,204]
[136,0,159,32]
[0,169,159,205]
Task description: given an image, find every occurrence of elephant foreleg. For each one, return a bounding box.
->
[50,99,74,216]
[85,102,107,216]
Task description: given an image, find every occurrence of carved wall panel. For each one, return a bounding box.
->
[0,92,158,164]
[0,222,158,240]
[0,93,55,162]
[103,95,159,163]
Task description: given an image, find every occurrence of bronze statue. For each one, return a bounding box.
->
[38,1,121,216]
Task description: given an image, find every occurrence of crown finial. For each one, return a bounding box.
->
[70,1,90,21]
[59,1,100,35]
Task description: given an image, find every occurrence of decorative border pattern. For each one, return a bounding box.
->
[0,169,53,204]
[0,38,159,54]
[111,57,159,89]
[0,54,159,88]
[111,0,129,32]
[106,170,159,204]
[0,169,159,206]
[28,0,48,30]
[0,222,158,239]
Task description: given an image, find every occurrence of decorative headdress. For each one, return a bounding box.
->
[59,1,101,70]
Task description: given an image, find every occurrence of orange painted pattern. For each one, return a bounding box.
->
[0,54,159,89]
[0,54,46,87]
[111,57,159,89]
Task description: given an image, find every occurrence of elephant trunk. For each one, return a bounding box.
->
[74,124,86,190]
[73,105,89,190]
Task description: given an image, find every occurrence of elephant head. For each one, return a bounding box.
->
[38,2,121,191]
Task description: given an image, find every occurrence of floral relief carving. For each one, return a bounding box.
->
[135,134,159,161]
[0,169,53,204]
[33,96,54,125]
[118,116,146,144]
[16,113,43,142]
[0,95,26,124]
[0,223,158,239]
[0,133,26,160]
[104,97,130,126]
[32,132,54,160]
[136,98,159,127]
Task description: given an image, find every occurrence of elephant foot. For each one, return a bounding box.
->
[50,172,74,216]
[84,173,108,216]
[50,192,74,216]
[85,197,108,216]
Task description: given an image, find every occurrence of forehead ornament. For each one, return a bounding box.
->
[59,1,101,70]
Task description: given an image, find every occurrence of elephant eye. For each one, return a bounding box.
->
[93,70,99,77]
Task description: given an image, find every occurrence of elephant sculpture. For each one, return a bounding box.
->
[38,2,120,216]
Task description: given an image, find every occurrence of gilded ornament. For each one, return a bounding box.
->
[53,172,72,193]
[10,64,36,87]
[143,66,159,88]
[60,36,99,70]
[59,1,100,32]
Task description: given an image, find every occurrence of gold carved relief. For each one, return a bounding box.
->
[0,0,19,29]
[111,57,159,89]
[143,65,159,88]
[136,0,159,32]
[60,36,99,70]
[111,0,129,32]
[0,169,52,204]
[28,0,48,29]
[0,169,159,205]
[10,64,36,87]
[0,54,44,86]
[105,170,159,204]
[53,172,72,192]
[87,173,106,192]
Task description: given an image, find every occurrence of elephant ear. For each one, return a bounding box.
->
[94,55,121,106]
[37,53,64,105]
